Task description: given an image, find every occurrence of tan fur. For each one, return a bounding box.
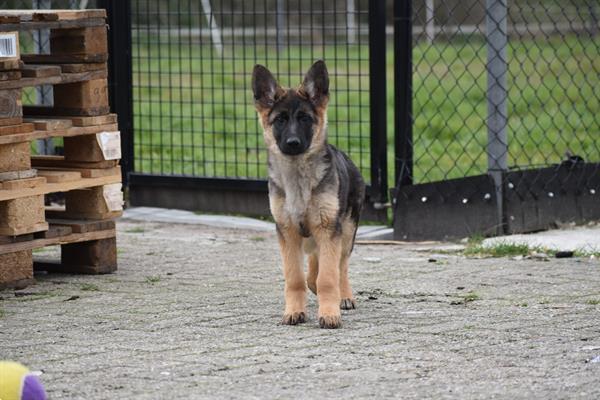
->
[255,64,359,329]
[271,187,357,328]
[307,253,318,295]
[278,225,307,325]
[305,107,328,155]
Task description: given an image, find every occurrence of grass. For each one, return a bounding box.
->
[131,33,600,188]
[587,299,600,305]
[463,234,600,258]
[145,276,161,284]
[573,250,600,258]
[14,290,61,302]
[451,291,481,305]
[80,283,100,292]
[125,227,146,233]
[462,292,481,303]
[464,241,537,258]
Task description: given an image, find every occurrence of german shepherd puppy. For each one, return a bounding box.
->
[252,60,365,329]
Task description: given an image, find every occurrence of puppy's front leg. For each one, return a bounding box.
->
[315,233,342,329]
[277,225,307,325]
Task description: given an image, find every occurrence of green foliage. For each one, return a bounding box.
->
[126,227,146,233]
[132,34,600,188]
[145,276,161,284]
[80,283,100,292]
[464,242,536,257]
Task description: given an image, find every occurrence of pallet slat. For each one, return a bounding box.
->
[32,155,119,170]
[0,226,115,255]
[0,122,34,136]
[0,68,106,90]
[0,9,106,21]
[0,172,121,201]
[0,169,37,182]
[21,64,62,78]
[0,176,46,190]
[35,165,121,179]
[0,123,118,145]
[24,117,73,131]
[37,170,82,183]
[0,18,106,33]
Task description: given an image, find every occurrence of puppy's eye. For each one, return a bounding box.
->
[273,114,288,126]
[298,114,313,124]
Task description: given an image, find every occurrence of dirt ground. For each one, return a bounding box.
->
[1,219,599,399]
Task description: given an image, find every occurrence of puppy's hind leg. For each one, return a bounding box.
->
[307,253,318,295]
[339,255,356,310]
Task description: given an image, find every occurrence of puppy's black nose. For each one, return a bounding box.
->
[286,137,301,148]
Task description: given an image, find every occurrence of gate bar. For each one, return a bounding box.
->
[368,0,388,205]
[394,0,413,189]
[486,0,508,234]
[98,0,134,186]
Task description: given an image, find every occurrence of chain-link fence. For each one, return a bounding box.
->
[411,0,599,183]
[395,0,600,239]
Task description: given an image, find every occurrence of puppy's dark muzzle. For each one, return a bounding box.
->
[280,137,306,155]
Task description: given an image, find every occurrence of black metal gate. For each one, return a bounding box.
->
[107,0,388,221]
[102,0,600,238]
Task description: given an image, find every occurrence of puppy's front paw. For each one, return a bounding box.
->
[318,313,342,329]
[281,311,307,325]
[340,298,356,310]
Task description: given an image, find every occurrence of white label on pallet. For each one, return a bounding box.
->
[103,183,123,212]
[0,33,18,58]
[96,131,121,160]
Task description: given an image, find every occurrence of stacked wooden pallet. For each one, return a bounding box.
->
[0,9,121,289]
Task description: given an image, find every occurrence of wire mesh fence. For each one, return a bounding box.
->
[131,0,373,182]
[4,0,598,232]
[411,0,600,184]
[395,0,600,239]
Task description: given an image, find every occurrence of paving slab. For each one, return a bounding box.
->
[123,206,275,231]
[1,220,599,399]
[124,206,393,240]
[484,223,600,253]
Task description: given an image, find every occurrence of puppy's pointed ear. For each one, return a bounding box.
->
[300,60,329,107]
[252,65,280,109]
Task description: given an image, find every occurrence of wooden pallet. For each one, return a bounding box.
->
[0,9,106,33]
[0,9,120,289]
[0,220,117,283]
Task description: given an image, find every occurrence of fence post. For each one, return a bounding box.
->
[394,0,412,189]
[425,0,435,43]
[486,0,508,234]
[98,0,134,186]
[368,0,388,206]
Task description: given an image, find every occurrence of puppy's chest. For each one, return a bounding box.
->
[270,159,329,226]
